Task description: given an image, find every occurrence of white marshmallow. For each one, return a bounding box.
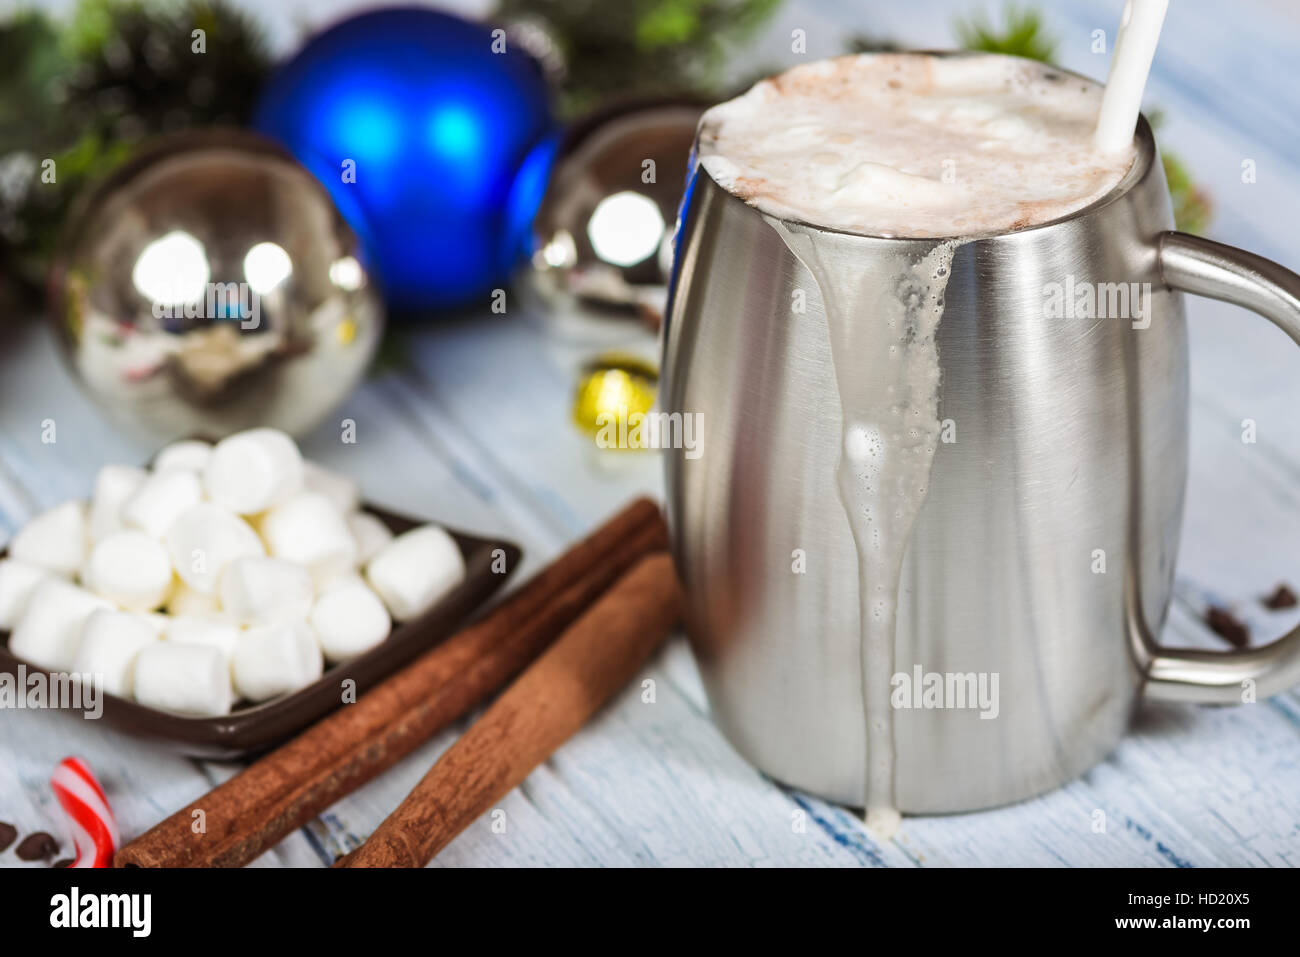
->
[89,465,146,542]
[164,503,265,594]
[347,511,393,566]
[365,524,465,623]
[153,439,213,474]
[219,556,314,625]
[204,428,303,515]
[121,469,203,540]
[310,577,391,663]
[0,558,51,630]
[260,492,357,586]
[70,609,159,697]
[8,578,112,672]
[165,580,223,618]
[82,530,172,611]
[9,501,87,578]
[133,642,233,716]
[232,621,323,702]
[165,615,239,662]
[303,460,361,514]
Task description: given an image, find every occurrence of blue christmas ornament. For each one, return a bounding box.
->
[255,8,557,312]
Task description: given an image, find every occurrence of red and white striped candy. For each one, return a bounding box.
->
[50,757,119,868]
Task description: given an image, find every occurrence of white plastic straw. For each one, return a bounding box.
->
[1094,0,1170,153]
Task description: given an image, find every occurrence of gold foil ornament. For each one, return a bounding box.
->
[572,353,659,451]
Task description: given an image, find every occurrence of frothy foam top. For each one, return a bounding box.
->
[697,53,1136,237]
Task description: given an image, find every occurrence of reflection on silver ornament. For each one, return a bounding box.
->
[529,100,703,331]
[49,130,383,441]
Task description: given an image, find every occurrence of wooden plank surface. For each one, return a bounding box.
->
[2,0,1299,867]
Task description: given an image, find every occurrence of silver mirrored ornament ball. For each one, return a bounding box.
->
[49,130,383,441]
[528,101,703,333]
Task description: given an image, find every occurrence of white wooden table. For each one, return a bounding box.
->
[3,0,1300,867]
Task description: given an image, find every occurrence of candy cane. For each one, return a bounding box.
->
[49,757,119,868]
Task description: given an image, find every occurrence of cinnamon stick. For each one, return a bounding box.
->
[116,497,666,868]
[338,552,682,868]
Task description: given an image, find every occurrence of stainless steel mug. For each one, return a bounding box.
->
[662,103,1300,812]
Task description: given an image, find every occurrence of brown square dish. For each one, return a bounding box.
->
[0,503,521,760]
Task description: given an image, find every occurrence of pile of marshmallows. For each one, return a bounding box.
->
[0,429,466,716]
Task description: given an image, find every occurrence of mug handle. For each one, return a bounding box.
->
[1130,232,1300,703]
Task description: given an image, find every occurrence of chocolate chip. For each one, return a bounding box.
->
[1263,584,1297,610]
[1206,606,1249,648]
[0,822,16,853]
[53,858,74,868]
[15,831,59,862]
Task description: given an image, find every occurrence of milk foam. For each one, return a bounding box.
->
[772,219,955,826]
[698,53,1135,237]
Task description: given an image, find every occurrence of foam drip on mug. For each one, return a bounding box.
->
[698,53,1135,237]
[772,220,954,834]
